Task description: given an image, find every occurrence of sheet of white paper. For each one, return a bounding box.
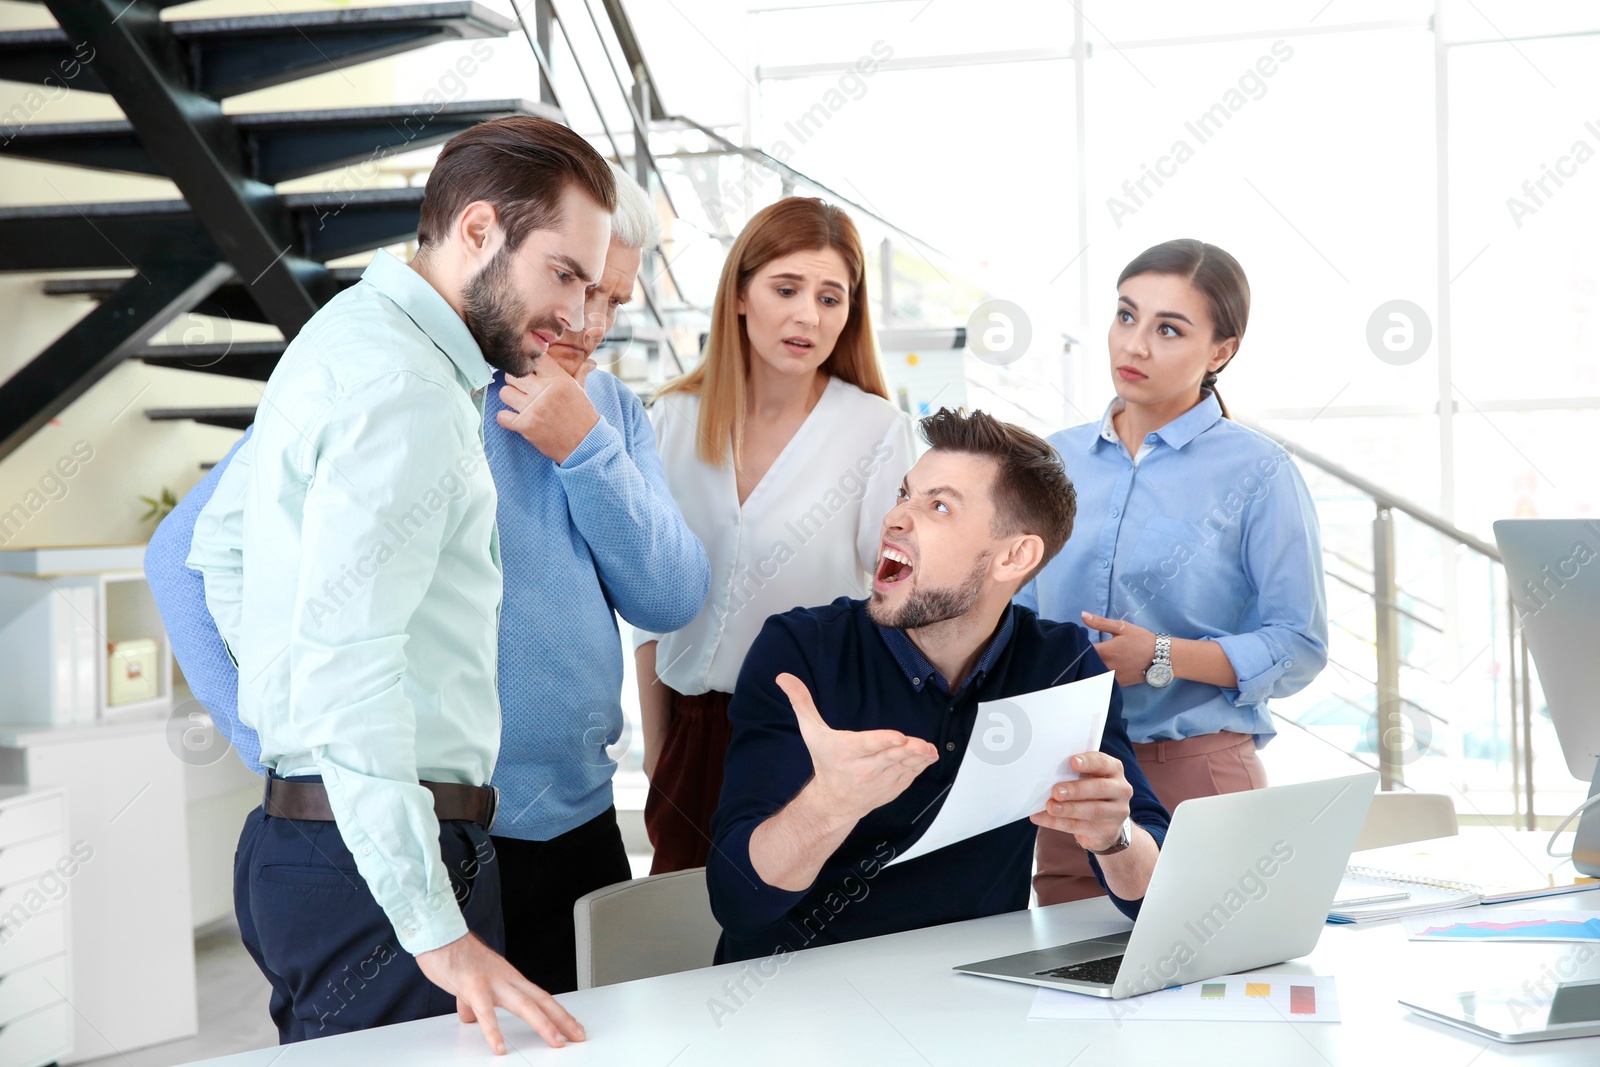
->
[885,672,1112,867]
[1027,972,1340,1023]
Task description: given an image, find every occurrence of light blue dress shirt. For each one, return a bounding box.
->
[1016,391,1327,745]
[188,250,502,955]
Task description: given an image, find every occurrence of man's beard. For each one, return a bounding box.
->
[460,244,563,377]
[867,551,989,631]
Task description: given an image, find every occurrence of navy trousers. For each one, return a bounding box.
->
[234,796,504,1043]
[494,805,632,994]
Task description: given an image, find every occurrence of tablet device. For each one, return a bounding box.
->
[1401,978,1600,1042]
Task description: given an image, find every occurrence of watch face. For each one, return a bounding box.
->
[1145,662,1174,687]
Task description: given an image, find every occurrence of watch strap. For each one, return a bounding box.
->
[1153,633,1172,665]
[1088,817,1134,856]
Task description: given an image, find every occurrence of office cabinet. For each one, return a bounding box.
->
[0,785,71,1067]
[0,720,196,1063]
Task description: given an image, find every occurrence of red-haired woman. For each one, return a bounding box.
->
[635,197,916,873]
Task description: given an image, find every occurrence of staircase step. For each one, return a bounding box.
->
[284,186,426,262]
[42,266,365,298]
[137,341,286,381]
[0,2,515,100]
[0,99,555,182]
[0,187,424,271]
[145,406,256,431]
[44,267,366,324]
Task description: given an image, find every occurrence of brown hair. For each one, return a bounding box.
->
[919,408,1077,582]
[1117,239,1249,419]
[655,197,890,467]
[416,116,616,253]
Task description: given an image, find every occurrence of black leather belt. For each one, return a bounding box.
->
[265,776,497,831]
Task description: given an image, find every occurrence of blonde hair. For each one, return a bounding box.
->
[656,197,890,467]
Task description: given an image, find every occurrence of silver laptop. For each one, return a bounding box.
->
[955,772,1378,998]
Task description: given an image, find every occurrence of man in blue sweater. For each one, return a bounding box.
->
[146,165,709,996]
[708,409,1168,963]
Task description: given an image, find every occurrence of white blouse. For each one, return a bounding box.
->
[638,375,918,695]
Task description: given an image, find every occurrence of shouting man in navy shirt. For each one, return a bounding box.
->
[707,408,1169,963]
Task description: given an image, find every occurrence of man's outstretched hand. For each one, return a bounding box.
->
[748,675,940,892]
[777,673,939,823]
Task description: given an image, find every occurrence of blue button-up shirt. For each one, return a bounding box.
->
[1017,392,1327,745]
[188,250,503,955]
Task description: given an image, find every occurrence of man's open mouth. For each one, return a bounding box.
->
[876,546,914,585]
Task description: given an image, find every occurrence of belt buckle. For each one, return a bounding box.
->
[483,786,499,833]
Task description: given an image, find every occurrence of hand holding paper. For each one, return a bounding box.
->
[887,672,1113,866]
[1030,749,1136,852]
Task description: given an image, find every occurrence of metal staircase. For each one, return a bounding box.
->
[0,0,987,459]
[2,99,556,183]
[0,0,535,460]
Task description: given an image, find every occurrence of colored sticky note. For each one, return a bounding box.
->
[1245,983,1271,998]
[1200,983,1226,999]
[1290,985,1316,1015]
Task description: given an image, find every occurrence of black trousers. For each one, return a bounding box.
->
[494,805,633,994]
[234,802,504,1043]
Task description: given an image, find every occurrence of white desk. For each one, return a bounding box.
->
[176,887,1600,1066]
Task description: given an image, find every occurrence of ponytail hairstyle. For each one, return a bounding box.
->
[1116,239,1249,419]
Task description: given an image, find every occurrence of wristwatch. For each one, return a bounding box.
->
[1144,633,1174,688]
[1088,817,1135,856]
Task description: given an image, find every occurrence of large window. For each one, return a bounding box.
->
[722,0,1600,821]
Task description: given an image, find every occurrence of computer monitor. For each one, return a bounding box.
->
[1493,518,1600,876]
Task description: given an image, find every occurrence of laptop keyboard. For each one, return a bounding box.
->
[1034,955,1124,984]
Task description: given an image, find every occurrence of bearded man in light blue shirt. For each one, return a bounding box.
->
[160,164,709,1004]
[187,117,610,1054]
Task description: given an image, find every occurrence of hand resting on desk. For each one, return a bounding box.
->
[415,931,586,1055]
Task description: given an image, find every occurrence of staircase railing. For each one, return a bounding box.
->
[535,0,983,379]
[1240,417,1540,828]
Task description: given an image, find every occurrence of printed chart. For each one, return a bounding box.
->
[1405,909,1600,943]
[1028,972,1339,1023]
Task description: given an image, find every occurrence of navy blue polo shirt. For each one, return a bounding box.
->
[707,597,1170,964]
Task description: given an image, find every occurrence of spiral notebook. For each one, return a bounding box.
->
[1329,833,1600,923]
[1328,866,1482,923]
